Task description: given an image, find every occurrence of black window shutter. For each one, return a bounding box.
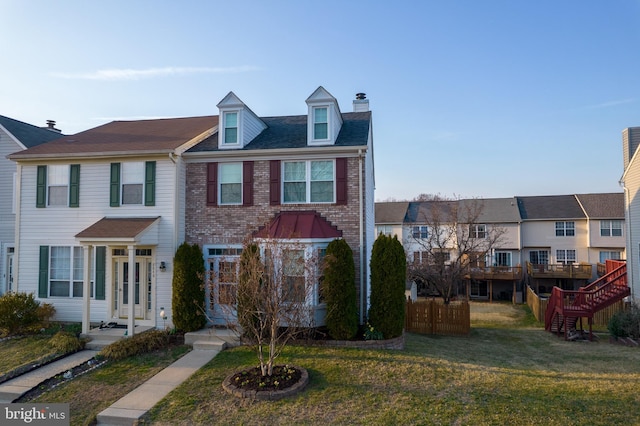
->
[243,161,254,206]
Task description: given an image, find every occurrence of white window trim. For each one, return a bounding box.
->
[121,161,145,205]
[218,162,243,205]
[48,245,95,298]
[281,159,336,204]
[220,110,242,148]
[600,220,623,237]
[308,105,332,145]
[47,164,69,207]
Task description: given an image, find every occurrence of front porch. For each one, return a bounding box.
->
[81,323,156,350]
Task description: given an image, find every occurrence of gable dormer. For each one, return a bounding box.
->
[216,91,267,149]
[305,86,343,146]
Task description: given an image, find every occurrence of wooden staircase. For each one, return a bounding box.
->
[544,260,630,340]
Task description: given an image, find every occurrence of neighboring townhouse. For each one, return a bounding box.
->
[620,126,640,301]
[574,193,625,274]
[375,201,408,239]
[376,193,624,302]
[8,116,217,335]
[183,87,375,326]
[0,116,63,295]
[402,198,522,302]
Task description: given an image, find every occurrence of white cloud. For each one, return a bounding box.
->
[52,66,260,81]
[581,98,636,109]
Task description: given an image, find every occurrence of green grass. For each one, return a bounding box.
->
[0,335,58,375]
[25,344,190,426]
[143,304,640,426]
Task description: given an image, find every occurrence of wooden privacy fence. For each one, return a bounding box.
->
[527,285,625,326]
[405,299,470,336]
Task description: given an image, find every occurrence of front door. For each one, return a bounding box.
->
[114,257,151,319]
[207,256,240,325]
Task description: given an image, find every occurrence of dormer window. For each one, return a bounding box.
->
[223,112,239,145]
[313,107,328,140]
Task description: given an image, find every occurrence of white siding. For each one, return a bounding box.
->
[624,161,640,300]
[15,158,179,326]
[0,131,22,293]
[521,219,589,263]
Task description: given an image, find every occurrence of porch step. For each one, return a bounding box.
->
[184,327,241,349]
[81,326,155,351]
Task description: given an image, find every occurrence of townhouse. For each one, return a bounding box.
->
[620,126,640,301]
[377,192,625,302]
[0,116,64,295]
[8,87,375,332]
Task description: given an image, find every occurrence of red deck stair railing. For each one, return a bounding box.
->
[544,260,629,340]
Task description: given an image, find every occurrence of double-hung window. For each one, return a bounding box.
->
[470,224,487,238]
[556,249,576,265]
[283,160,334,203]
[599,251,622,263]
[223,112,238,145]
[122,162,144,204]
[313,107,328,140]
[47,165,69,206]
[555,221,575,236]
[50,246,87,297]
[219,163,242,205]
[283,249,305,303]
[412,226,428,239]
[600,220,623,237]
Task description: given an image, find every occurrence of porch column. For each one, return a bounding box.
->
[127,245,135,336]
[82,245,93,334]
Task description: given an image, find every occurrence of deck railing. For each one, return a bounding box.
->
[527,262,593,279]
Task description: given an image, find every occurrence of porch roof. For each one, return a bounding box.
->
[254,211,342,239]
[75,217,161,244]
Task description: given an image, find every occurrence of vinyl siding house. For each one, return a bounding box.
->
[376,193,623,302]
[183,87,375,326]
[0,116,63,295]
[375,202,408,239]
[621,126,640,301]
[8,117,216,335]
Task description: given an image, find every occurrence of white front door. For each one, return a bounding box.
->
[115,257,151,319]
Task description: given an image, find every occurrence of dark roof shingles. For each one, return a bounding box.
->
[0,115,65,148]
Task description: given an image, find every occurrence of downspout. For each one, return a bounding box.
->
[621,179,634,300]
[13,164,22,292]
[359,149,365,324]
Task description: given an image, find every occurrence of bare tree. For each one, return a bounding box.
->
[218,236,319,377]
[406,196,507,304]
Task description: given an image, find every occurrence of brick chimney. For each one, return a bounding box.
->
[353,93,369,112]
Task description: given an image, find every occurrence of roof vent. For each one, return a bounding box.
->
[45,120,61,133]
[353,92,369,112]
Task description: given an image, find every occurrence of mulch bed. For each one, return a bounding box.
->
[223,365,309,401]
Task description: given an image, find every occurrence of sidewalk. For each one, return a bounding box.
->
[0,350,99,403]
[96,328,236,425]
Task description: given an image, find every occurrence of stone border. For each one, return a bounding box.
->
[222,365,309,401]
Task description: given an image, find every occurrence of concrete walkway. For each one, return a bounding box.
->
[0,350,99,403]
[96,328,237,425]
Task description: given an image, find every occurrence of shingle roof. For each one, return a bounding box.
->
[405,200,457,223]
[187,111,371,153]
[460,198,521,223]
[75,217,160,240]
[375,202,409,224]
[0,115,65,148]
[575,193,624,219]
[9,116,217,159]
[516,195,585,220]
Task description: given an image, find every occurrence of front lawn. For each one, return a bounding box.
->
[0,335,59,378]
[143,304,640,425]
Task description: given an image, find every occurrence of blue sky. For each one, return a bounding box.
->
[2,0,639,201]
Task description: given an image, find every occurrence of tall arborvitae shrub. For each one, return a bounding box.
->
[322,238,358,340]
[368,234,407,339]
[172,242,206,332]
